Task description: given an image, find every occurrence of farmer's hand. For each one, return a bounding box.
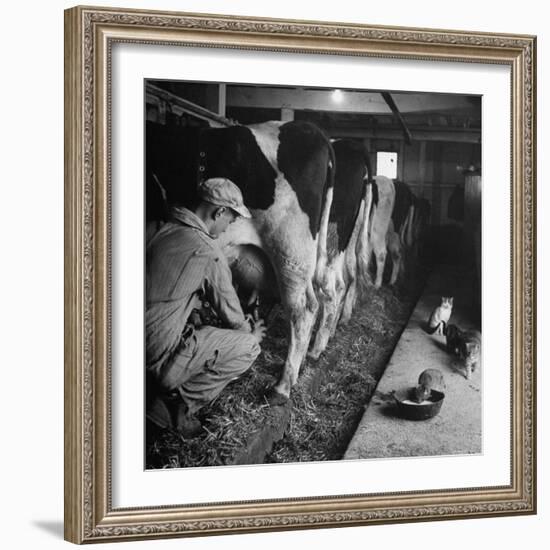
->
[251,318,267,343]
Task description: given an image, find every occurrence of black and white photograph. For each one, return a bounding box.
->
[1,0,544,545]
[56,1,539,545]
[144,79,482,469]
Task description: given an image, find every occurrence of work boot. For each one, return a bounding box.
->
[174,403,203,439]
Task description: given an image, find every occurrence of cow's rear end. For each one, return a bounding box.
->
[219,121,335,401]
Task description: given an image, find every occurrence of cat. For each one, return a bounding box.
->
[457,329,481,379]
[445,323,462,354]
[445,324,481,379]
[426,296,453,335]
[412,368,446,403]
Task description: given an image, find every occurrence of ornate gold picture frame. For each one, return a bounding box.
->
[64,5,536,544]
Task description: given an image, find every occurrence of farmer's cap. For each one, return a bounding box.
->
[198,178,251,218]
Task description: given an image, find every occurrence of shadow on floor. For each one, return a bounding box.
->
[32,520,64,540]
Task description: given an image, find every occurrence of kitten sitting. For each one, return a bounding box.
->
[445,324,481,379]
[457,330,481,379]
[427,296,453,335]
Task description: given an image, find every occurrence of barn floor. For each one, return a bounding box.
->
[146,261,428,469]
[344,264,482,460]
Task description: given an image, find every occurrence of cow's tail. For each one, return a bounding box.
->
[314,141,336,285]
[371,177,379,208]
[367,178,379,237]
[357,179,375,288]
[406,202,416,248]
[400,203,414,246]
[364,146,374,186]
[340,150,370,254]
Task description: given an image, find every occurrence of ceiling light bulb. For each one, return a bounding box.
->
[332,89,344,103]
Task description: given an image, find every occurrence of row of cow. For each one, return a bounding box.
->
[146,119,430,404]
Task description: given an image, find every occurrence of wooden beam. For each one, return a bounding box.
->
[146,83,232,127]
[382,92,412,144]
[330,127,480,143]
[226,86,479,115]
[218,83,227,117]
[398,138,405,181]
[227,86,391,114]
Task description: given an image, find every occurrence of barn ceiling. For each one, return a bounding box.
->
[147,80,481,143]
[225,85,481,142]
[226,85,479,116]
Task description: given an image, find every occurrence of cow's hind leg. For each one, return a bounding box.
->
[389,253,401,286]
[269,280,318,404]
[329,277,346,337]
[339,239,360,325]
[373,239,387,288]
[387,232,402,286]
[309,269,344,359]
[340,275,357,325]
[355,187,373,290]
[308,287,332,360]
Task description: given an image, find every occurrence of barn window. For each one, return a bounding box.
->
[376,151,398,179]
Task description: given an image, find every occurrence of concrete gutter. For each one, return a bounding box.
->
[345,266,481,460]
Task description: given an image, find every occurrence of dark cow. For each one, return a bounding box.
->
[146,120,335,402]
[410,196,431,260]
[392,180,415,236]
[390,180,417,278]
[309,140,372,359]
[383,187,431,288]
[400,197,430,260]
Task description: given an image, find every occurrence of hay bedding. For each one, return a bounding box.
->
[146,269,427,469]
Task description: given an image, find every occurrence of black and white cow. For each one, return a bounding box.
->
[309,140,373,359]
[146,120,335,403]
[356,175,396,289]
[392,180,415,236]
[393,181,430,264]
[385,219,403,286]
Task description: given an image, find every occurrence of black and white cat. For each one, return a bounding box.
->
[427,296,453,335]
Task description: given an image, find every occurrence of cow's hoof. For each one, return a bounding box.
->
[307,349,322,361]
[265,388,289,407]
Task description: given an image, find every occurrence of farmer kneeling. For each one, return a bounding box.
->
[146,178,266,438]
